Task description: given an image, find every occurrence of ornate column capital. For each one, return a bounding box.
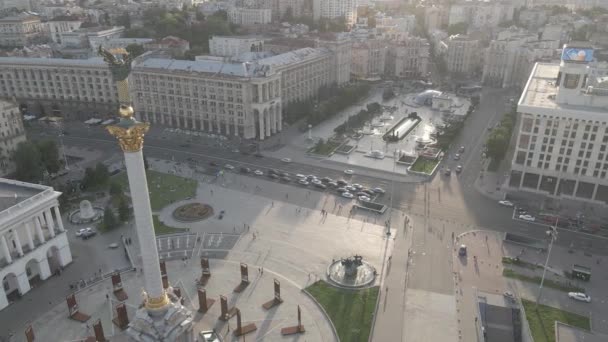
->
[106,105,150,153]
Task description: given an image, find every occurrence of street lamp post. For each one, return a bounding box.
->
[387,150,397,236]
[536,219,558,309]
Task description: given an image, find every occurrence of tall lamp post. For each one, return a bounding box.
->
[536,219,558,309]
[387,150,397,236]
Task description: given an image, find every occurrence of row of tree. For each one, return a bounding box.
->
[485,111,517,162]
[13,141,62,183]
[334,102,382,135]
[282,84,371,126]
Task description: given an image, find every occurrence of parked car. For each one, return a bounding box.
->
[224,164,235,170]
[344,169,355,175]
[341,192,354,199]
[298,179,309,186]
[81,227,96,239]
[328,181,338,188]
[337,180,348,186]
[240,167,251,173]
[498,200,514,207]
[568,292,591,303]
[458,146,465,153]
[311,179,322,185]
[295,174,306,179]
[444,168,452,176]
[455,165,463,173]
[453,154,460,161]
[209,161,218,166]
[199,330,222,342]
[336,187,348,193]
[281,158,292,163]
[321,177,333,183]
[314,183,327,189]
[519,214,536,222]
[281,172,290,178]
[358,195,371,202]
[281,176,291,182]
[373,187,386,194]
[253,170,264,176]
[75,228,87,237]
[269,173,280,179]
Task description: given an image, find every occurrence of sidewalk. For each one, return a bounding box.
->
[370,213,413,342]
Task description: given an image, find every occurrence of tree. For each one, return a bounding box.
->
[116,13,131,29]
[13,142,44,182]
[447,22,468,35]
[37,140,61,174]
[118,197,130,222]
[102,206,118,230]
[126,44,144,58]
[95,163,110,185]
[109,181,123,198]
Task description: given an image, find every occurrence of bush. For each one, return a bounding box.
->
[102,206,118,230]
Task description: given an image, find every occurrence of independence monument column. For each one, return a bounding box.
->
[101,48,193,341]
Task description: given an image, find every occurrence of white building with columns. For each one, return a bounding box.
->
[0,179,72,311]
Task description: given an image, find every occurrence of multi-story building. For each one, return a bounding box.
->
[445,34,479,75]
[0,99,26,176]
[385,36,430,79]
[351,39,386,80]
[209,36,264,57]
[0,15,46,47]
[508,45,608,205]
[257,47,333,104]
[129,56,282,140]
[59,26,125,50]
[0,0,32,13]
[46,16,82,44]
[313,0,357,26]
[227,7,272,25]
[0,179,72,311]
[482,34,558,88]
[424,5,447,33]
[448,1,514,29]
[0,57,118,120]
[97,38,155,51]
[316,33,352,86]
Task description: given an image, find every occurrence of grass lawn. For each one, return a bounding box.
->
[306,281,379,342]
[502,257,543,270]
[410,157,439,174]
[309,140,342,155]
[152,215,184,235]
[503,269,584,292]
[112,170,197,211]
[521,299,590,342]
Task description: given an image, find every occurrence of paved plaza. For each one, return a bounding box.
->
[13,165,395,341]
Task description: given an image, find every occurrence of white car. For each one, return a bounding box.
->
[373,187,386,194]
[344,169,355,175]
[298,179,309,186]
[295,174,306,179]
[519,214,536,222]
[253,170,263,176]
[311,179,322,185]
[499,200,514,207]
[75,228,87,237]
[341,192,354,199]
[281,158,292,163]
[224,164,235,170]
[358,195,371,202]
[568,292,591,303]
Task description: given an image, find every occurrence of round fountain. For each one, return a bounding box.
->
[69,200,104,224]
[327,255,376,288]
[172,203,214,222]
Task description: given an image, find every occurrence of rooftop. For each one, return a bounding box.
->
[0,56,107,67]
[133,58,268,78]
[0,178,47,213]
[257,47,331,69]
[519,62,608,113]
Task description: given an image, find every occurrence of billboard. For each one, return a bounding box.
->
[561,47,594,62]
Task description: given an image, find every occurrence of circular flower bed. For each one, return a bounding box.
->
[172,203,214,222]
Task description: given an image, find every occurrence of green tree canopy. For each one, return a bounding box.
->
[126,43,145,58]
[102,206,118,230]
[13,141,44,182]
[37,140,61,174]
[118,197,130,222]
[109,181,123,198]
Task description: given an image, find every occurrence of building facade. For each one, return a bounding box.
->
[316,33,352,85]
[508,46,608,205]
[385,36,430,79]
[209,36,264,57]
[0,15,46,47]
[0,99,26,176]
[351,39,386,80]
[129,57,282,140]
[47,18,82,44]
[0,57,119,120]
[445,35,479,75]
[313,0,357,26]
[258,47,333,104]
[228,7,272,25]
[0,179,72,311]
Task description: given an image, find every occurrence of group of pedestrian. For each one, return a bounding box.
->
[258,267,264,275]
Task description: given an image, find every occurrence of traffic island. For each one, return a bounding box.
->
[305,280,379,342]
[172,203,214,222]
[521,299,590,342]
[408,156,441,176]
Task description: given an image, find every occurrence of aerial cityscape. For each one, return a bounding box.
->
[0,0,607,341]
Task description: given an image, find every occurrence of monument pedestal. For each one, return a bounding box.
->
[126,302,193,341]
